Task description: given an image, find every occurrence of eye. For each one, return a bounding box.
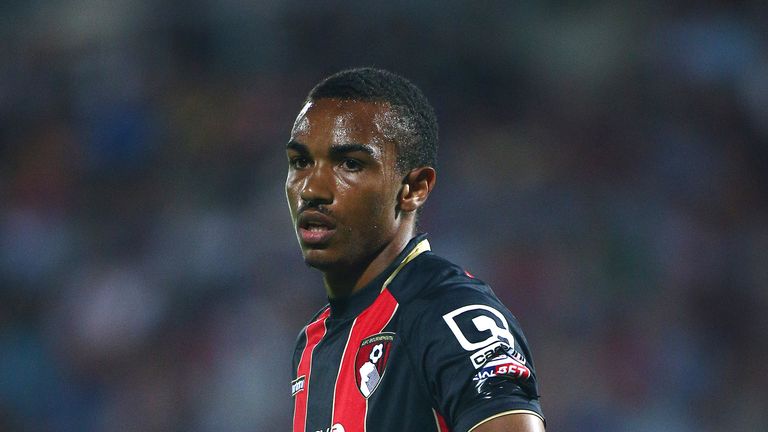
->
[341,158,362,171]
[290,157,310,170]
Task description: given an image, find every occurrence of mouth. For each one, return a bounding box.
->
[297,211,337,246]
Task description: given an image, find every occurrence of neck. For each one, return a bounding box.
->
[322,228,415,299]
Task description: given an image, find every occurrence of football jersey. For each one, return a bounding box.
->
[291,234,543,432]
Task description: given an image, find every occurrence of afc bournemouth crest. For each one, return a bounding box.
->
[354,332,394,398]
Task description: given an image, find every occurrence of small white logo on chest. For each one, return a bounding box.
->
[291,375,306,396]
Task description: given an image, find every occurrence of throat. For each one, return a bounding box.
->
[323,267,366,299]
[321,234,411,299]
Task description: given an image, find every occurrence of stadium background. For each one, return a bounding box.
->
[1,1,767,431]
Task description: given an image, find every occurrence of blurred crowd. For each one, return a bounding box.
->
[1,1,767,431]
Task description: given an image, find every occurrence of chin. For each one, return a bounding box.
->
[301,249,338,271]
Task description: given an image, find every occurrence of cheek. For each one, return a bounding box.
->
[285,181,300,212]
[350,188,397,229]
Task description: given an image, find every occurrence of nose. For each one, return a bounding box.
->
[300,164,333,206]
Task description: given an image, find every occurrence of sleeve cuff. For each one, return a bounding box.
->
[454,397,544,432]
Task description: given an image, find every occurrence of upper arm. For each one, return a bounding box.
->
[470,412,545,432]
[407,281,544,431]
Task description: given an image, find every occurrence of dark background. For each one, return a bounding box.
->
[1,1,767,431]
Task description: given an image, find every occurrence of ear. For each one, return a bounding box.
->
[399,167,436,213]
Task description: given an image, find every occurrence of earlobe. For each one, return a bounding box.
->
[399,167,436,213]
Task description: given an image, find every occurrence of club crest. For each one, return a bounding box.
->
[354,332,394,398]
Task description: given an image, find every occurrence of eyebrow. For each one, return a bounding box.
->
[286,141,309,154]
[328,143,375,157]
[286,141,376,157]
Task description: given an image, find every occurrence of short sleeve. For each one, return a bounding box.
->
[408,282,543,432]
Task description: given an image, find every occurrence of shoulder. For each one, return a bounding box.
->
[389,252,506,313]
[387,253,544,429]
[388,251,534,364]
[388,252,525,352]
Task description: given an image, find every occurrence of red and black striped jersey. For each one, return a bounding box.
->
[291,235,544,432]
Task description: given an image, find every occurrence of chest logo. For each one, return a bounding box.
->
[291,375,306,396]
[354,332,395,398]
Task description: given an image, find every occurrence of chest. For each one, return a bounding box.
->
[294,313,439,432]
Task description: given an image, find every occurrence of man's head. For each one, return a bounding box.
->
[306,67,438,175]
[285,68,437,274]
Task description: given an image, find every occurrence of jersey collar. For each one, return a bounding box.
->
[327,234,430,319]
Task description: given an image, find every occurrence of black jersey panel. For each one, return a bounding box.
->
[390,254,543,430]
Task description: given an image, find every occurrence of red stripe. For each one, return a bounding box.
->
[293,308,331,432]
[434,410,450,432]
[331,288,399,431]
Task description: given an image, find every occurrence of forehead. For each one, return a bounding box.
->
[291,98,400,149]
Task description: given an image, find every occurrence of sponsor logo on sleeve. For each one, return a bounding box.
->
[354,332,395,398]
[472,356,531,382]
[443,304,531,380]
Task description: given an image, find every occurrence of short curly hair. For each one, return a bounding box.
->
[307,67,438,174]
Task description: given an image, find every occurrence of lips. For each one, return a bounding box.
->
[297,211,337,246]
